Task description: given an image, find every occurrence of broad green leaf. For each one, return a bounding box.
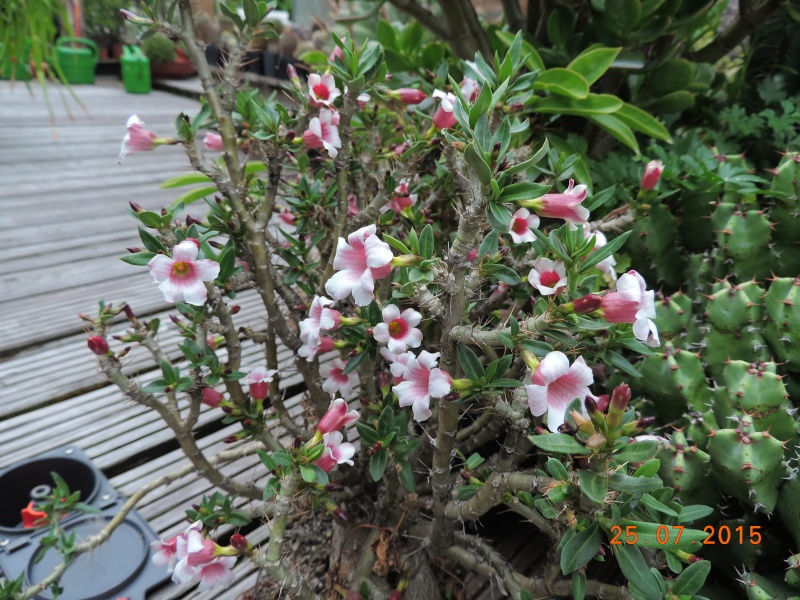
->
[120,251,156,266]
[535,68,590,99]
[370,450,388,481]
[672,559,711,595]
[532,93,623,115]
[634,459,661,478]
[482,264,521,285]
[486,203,511,230]
[646,90,695,114]
[567,47,621,85]
[589,114,639,154]
[498,181,551,203]
[546,457,570,481]
[613,545,661,600]
[529,433,591,455]
[560,523,603,574]
[677,505,714,523]
[479,230,499,257]
[256,450,278,471]
[356,423,381,445]
[458,344,485,380]
[608,471,660,493]
[299,464,316,483]
[419,224,434,259]
[615,103,672,142]
[614,441,658,463]
[578,470,608,504]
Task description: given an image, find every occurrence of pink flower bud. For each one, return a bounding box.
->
[317,398,359,434]
[595,394,610,412]
[466,249,479,261]
[394,88,427,105]
[329,46,344,62]
[230,533,250,552]
[87,336,110,355]
[201,387,224,408]
[129,201,143,213]
[640,160,664,191]
[203,132,224,152]
[573,294,602,314]
[609,383,631,413]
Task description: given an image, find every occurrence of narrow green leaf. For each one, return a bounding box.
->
[161,173,213,188]
[603,350,642,379]
[613,545,661,600]
[547,457,570,480]
[677,505,714,523]
[535,68,590,99]
[370,450,388,481]
[464,142,492,188]
[383,234,412,255]
[499,181,552,203]
[419,224,434,259]
[640,493,679,517]
[494,30,545,72]
[505,139,549,175]
[580,231,631,271]
[120,252,156,266]
[174,186,218,205]
[578,470,608,504]
[356,423,381,446]
[256,450,278,471]
[572,571,587,600]
[528,433,591,455]
[615,102,672,143]
[342,351,368,375]
[633,459,661,478]
[588,114,639,154]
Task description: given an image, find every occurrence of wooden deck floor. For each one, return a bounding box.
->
[0,77,286,599]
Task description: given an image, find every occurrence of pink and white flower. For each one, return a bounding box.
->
[298,337,336,362]
[432,90,458,130]
[527,179,589,226]
[393,351,452,422]
[348,194,359,215]
[314,431,356,472]
[384,179,418,214]
[320,357,359,399]
[640,160,664,191]
[203,132,224,151]
[372,305,423,354]
[357,92,371,108]
[317,398,359,434]
[380,347,412,382]
[119,115,157,163]
[172,530,237,590]
[460,77,481,102]
[308,73,341,108]
[325,225,394,306]
[201,387,224,408]
[600,270,660,347]
[242,366,278,401]
[299,295,342,347]
[148,239,220,306]
[303,109,342,158]
[508,208,540,244]
[526,351,595,432]
[528,258,568,296]
[152,520,202,572]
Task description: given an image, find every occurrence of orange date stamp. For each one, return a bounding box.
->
[609,525,762,545]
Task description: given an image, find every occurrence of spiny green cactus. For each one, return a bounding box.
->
[637,343,712,421]
[763,277,800,376]
[777,476,800,551]
[785,554,800,589]
[707,420,789,514]
[654,291,700,348]
[656,430,718,507]
[627,203,687,288]
[768,152,800,278]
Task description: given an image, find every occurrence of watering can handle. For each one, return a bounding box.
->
[56,37,99,60]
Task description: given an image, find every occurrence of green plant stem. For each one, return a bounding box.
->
[450,312,550,347]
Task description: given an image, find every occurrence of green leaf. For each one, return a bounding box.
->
[531,93,623,116]
[640,493,678,517]
[602,350,642,379]
[356,422,381,446]
[616,520,709,551]
[589,114,639,154]
[256,450,278,471]
[505,139,549,175]
[458,344,485,380]
[561,523,603,574]
[470,84,493,128]
[578,470,608,504]
[242,0,260,26]
[479,230,499,257]
[572,571,587,600]
[528,433,591,455]
[633,459,661,478]
[464,143,492,188]
[580,231,631,271]
[677,505,714,523]
[672,559,711,595]
[645,90,695,114]
[299,464,317,483]
[614,441,658,463]
[486,203,511,230]
[138,210,164,229]
[567,47,621,85]
[343,351,368,375]
[498,181,551,203]
[174,186,218,205]
[370,450,388,481]
[494,30,545,73]
[219,2,244,30]
[375,20,398,50]
[613,545,661,600]
[608,471,660,493]
[120,251,156,266]
[482,264,521,285]
[217,244,235,282]
[397,459,416,492]
[546,457,570,480]
[535,68,590,99]
[615,103,672,143]
[419,224,434,259]
[383,234,412,255]
[161,173,213,188]
[377,405,395,439]
[466,453,485,471]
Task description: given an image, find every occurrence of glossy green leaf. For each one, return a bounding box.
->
[458,344,485,381]
[174,186,218,205]
[589,114,639,154]
[532,93,623,115]
[495,30,545,73]
[535,68,590,99]
[161,173,213,188]
[613,545,661,600]
[578,470,608,504]
[370,450,388,481]
[560,523,603,574]
[672,559,711,595]
[567,47,621,85]
[529,433,591,455]
[615,103,672,142]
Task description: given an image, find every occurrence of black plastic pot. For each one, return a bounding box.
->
[0,447,169,600]
[241,50,262,74]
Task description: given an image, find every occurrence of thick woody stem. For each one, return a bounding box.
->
[445,472,544,521]
[451,312,550,347]
[431,170,487,551]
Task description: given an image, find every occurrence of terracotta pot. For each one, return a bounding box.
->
[151,47,197,79]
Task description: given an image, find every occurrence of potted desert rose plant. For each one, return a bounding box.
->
[9,2,739,600]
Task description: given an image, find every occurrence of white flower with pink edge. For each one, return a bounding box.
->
[314,431,356,472]
[528,258,568,296]
[317,398,359,434]
[242,366,278,401]
[148,239,220,306]
[600,270,659,347]
[508,208,540,244]
[372,305,423,354]
[320,357,359,399]
[307,73,341,108]
[380,347,412,382]
[119,114,157,163]
[325,225,394,306]
[303,109,342,158]
[393,351,452,422]
[526,351,595,432]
